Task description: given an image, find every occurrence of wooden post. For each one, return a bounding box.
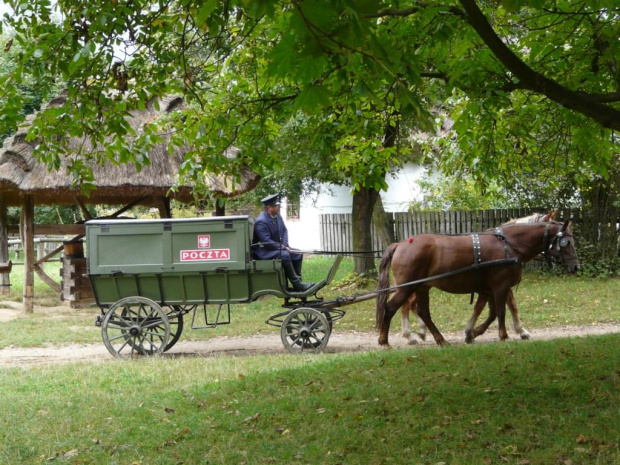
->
[20,194,35,313]
[157,197,171,219]
[0,194,10,295]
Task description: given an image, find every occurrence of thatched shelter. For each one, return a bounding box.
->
[0,92,260,312]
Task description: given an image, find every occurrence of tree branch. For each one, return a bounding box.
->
[459,0,620,130]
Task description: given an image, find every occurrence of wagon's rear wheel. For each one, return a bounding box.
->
[164,306,188,352]
[102,297,170,359]
[281,308,330,354]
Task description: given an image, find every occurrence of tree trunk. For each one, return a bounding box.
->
[372,195,395,249]
[352,187,380,275]
[350,120,399,275]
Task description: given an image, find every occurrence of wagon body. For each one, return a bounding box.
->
[86,216,344,358]
[87,216,290,306]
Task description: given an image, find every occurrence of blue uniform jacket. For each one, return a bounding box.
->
[252,211,290,260]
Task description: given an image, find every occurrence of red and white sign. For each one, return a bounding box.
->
[180,249,230,261]
[198,235,211,248]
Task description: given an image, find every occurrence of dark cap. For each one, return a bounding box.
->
[261,193,281,206]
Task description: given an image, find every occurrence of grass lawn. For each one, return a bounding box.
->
[1,256,619,464]
[0,334,618,464]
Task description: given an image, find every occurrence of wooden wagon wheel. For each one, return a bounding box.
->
[163,305,195,352]
[280,308,331,354]
[101,297,170,359]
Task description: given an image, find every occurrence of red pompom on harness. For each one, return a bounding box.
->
[408,236,414,243]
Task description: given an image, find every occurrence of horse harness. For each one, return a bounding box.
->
[470,228,515,266]
[469,228,520,301]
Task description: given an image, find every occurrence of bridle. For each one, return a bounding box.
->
[491,223,578,268]
[544,223,578,267]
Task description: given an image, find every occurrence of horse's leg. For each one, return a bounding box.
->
[493,289,510,341]
[401,294,416,344]
[415,311,428,341]
[401,294,426,344]
[378,288,412,347]
[414,289,449,346]
[471,295,498,340]
[464,294,487,344]
[507,289,530,340]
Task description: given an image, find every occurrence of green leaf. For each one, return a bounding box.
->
[293,85,332,114]
[194,0,218,27]
[266,35,298,78]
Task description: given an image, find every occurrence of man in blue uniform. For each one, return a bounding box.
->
[252,194,314,292]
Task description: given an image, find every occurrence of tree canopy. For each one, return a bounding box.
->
[1,0,617,194]
[1,0,618,273]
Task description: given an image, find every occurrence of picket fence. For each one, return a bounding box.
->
[319,207,592,253]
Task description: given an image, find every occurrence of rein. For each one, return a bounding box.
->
[378,257,523,295]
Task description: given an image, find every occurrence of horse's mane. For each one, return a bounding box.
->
[505,213,545,224]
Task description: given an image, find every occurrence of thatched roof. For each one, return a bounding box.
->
[0,93,260,207]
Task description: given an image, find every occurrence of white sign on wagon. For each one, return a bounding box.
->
[180,249,231,261]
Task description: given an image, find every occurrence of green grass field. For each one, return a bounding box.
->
[1,257,619,464]
[1,334,618,464]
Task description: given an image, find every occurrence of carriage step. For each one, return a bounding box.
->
[190,303,232,330]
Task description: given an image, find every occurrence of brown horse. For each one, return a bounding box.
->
[376,220,579,347]
[400,212,556,344]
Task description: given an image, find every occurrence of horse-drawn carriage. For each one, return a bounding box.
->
[87,216,358,358]
[87,214,579,359]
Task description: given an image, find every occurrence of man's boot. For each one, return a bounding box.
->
[282,260,314,292]
[292,259,303,281]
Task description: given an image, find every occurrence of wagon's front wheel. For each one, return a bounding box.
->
[102,297,170,359]
[281,308,330,354]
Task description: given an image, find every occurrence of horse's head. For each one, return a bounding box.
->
[548,219,580,273]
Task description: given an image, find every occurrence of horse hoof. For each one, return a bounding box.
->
[520,332,531,340]
[417,332,427,341]
[407,338,418,346]
[438,340,450,347]
[465,331,475,344]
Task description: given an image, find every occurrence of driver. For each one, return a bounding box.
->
[252,194,314,292]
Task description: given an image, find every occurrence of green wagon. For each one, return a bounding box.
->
[86,216,347,358]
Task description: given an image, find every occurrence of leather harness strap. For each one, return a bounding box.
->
[493,227,513,259]
[471,234,482,266]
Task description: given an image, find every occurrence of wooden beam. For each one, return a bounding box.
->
[8,224,86,235]
[74,196,94,220]
[157,197,172,218]
[0,194,10,294]
[34,263,61,293]
[111,196,148,217]
[20,194,35,313]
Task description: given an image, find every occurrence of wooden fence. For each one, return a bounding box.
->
[319,207,617,253]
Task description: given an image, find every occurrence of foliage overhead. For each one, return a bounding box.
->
[1,0,618,197]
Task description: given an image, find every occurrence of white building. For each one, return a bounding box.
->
[282,163,429,250]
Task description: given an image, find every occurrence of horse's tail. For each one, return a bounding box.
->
[376,242,399,329]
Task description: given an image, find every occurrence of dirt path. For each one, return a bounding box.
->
[1,323,618,368]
